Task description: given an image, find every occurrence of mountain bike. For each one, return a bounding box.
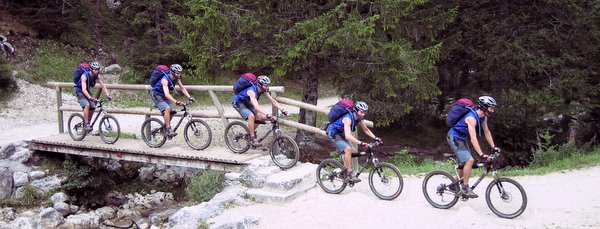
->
[224,113,299,170]
[67,98,120,144]
[422,149,527,219]
[316,140,403,200]
[140,100,212,150]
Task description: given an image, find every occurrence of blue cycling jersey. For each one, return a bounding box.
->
[232,84,261,105]
[448,109,480,140]
[326,112,360,138]
[73,71,97,92]
[150,74,176,97]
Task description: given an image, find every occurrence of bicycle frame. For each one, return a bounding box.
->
[341,141,384,181]
[89,99,109,126]
[254,114,284,143]
[170,106,192,133]
[449,152,501,191]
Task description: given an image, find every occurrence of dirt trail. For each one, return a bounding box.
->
[213,166,600,228]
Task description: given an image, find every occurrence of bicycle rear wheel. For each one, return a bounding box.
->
[99,115,120,144]
[184,119,212,150]
[422,170,460,209]
[486,177,527,219]
[316,159,347,194]
[67,113,86,141]
[368,162,403,200]
[270,135,299,170]
[140,118,167,148]
[223,121,250,153]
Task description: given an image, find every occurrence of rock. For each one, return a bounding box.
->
[70,205,80,214]
[239,165,280,188]
[169,202,225,229]
[63,212,100,228]
[138,165,156,181]
[105,191,129,206]
[157,168,177,183]
[39,207,64,228]
[102,64,122,74]
[9,217,38,229]
[11,186,23,199]
[0,168,13,199]
[30,175,62,194]
[94,206,116,220]
[28,170,46,181]
[2,208,16,221]
[209,215,260,229]
[12,171,28,187]
[0,142,18,159]
[8,148,31,163]
[50,192,69,204]
[53,202,71,216]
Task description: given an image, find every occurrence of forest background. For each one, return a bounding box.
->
[0,0,599,167]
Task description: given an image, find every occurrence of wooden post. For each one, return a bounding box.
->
[271,92,279,116]
[56,85,64,133]
[208,90,229,127]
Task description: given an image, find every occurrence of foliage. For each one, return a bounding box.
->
[25,40,86,84]
[20,183,40,206]
[185,171,224,203]
[61,158,114,208]
[0,198,21,208]
[0,55,17,103]
[173,1,445,127]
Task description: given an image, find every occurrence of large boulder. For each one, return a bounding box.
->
[39,207,64,228]
[0,168,13,199]
[12,171,28,187]
[30,175,62,194]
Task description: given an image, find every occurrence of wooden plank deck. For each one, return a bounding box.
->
[27,134,264,172]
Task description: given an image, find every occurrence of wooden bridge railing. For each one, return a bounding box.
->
[48,82,372,136]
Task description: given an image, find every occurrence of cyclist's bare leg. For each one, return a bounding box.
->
[343,146,354,172]
[462,158,474,185]
[164,108,172,128]
[83,104,91,125]
[247,113,256,138]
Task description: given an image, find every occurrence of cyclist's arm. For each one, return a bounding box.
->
[176,79,192,100]
[247,90,268,116]
[343,117,361,145]
[466,116,485,157]
[162,78,177,104]
[264,92,284,111]
[360,121,376,139]
[80,76,93,100]
[96,76,111,99]
[481,117,496,149]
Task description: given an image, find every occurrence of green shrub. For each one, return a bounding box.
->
[61,158,115,208]
[0,55,17,103]
[20,183,40,206]
[185,171,224,203]
[25,40,85,84]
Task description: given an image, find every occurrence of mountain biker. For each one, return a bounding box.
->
[74,61,111,132]
[326,101,381,183]
[232,75,288,148]
[149,64,195,137]
[447,95,500,198]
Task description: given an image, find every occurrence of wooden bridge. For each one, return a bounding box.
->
[28,134,263,172]
[27,82,374,172]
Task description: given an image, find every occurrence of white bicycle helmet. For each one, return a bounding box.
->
[170,64,183,73]
[478,96,497,108]
[354,101,369,112]
[257,75,271,86]
[90,61,101,70]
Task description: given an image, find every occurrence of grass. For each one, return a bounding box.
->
[391,146,600,177]
[185,171,225,203]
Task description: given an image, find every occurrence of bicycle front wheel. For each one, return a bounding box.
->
[67,113,86,141]
[368,162,403,200]
[184,119,212,150]
[270,135,299,170]
[486,177,527,219]
[422,170,460,209]
[316,159,347,194]
[140,118,167,148]
[99,115,120,144]
[224,121,250,154]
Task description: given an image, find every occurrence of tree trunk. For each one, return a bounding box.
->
[295,59,319,145]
